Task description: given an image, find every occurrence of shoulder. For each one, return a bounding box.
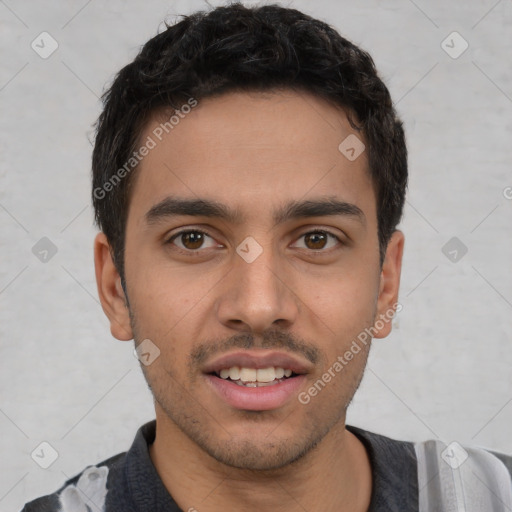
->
[20,451,125,512]
[21,420,158,512]
[488,448,512,477]
[415,438,512,479]
[415,439,512,509]
[347,426,512,511]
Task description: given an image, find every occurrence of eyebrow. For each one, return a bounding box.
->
[145,195,366,227]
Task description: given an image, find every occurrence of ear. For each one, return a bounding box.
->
[373,230,405,339]
[94,232,133,341]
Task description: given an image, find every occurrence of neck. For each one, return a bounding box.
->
[149,410,373,512]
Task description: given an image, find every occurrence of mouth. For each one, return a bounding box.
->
[202,351,311,411]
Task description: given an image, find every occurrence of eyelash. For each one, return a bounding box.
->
[165,228,343,254]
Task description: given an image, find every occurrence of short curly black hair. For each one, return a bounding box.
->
[92,2,407,283]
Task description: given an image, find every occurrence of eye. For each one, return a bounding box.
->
[167,230,219,251]
[292,230,342,251]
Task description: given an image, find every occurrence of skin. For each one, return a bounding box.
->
[94,89,404,512]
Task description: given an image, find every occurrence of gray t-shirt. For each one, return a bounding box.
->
[20,420,512,511]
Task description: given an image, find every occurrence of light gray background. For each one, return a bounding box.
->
[1,0,511,509]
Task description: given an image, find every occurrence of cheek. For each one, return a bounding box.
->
[129,254,199,317]
[307,270,378,328]
[127,263,216,365]
[128,273,188,349]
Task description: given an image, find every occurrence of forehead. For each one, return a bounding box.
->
[128,90,375,226]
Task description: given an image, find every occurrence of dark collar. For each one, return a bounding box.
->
[346,424,418,511]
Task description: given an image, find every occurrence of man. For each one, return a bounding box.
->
[22,3,512,511]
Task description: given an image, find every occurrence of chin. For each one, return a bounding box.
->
[193,422,328,472]
[205,439,313,471]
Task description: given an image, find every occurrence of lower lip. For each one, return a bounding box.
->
[205,374,306,411]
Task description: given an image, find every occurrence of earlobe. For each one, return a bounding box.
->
[94,232,133,341]
[373,230,405,339]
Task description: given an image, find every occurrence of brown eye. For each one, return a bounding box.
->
[304,232,328,249]
[181,231,204,250]
[168,230,217,251]
[292,230,341,251]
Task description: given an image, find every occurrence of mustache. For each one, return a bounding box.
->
[190,328,320,368]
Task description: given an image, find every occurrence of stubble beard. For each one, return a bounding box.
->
[129,305,371,472]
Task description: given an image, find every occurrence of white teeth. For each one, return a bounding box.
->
[256,367,275,382]
[229,366,240,380]
[239,368,257,382]
[217,366,294,383]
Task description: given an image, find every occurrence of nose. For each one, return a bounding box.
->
[215,240,299,334]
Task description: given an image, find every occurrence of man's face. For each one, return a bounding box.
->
[98,90,402,471]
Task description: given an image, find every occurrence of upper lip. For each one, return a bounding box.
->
[202,350,313,375]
